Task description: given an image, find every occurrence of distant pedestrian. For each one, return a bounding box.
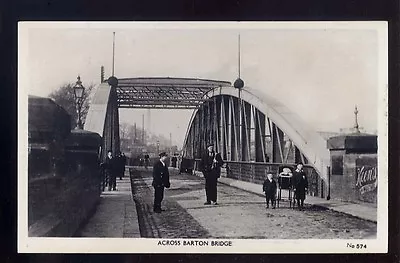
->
[118,152,127,180]
[177,154,182,174]
[200,144,224,205]
[152,152,171,213]
[263,173,277,209]
[144,154,150,169]
[171,155,177,168]
[292,163,308,209]
[105,150,117,191]
[115,152,121,180]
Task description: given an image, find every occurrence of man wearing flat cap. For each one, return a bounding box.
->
[200,144,224,205]
[152,152,171,213]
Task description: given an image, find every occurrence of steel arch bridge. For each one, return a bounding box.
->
[84,77,330,186]
[182,85,330,182]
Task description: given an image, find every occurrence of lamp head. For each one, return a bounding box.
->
[73,75,85,99]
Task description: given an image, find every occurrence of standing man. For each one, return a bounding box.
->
[177,154,182,174]
[115,152,121,180]
[119,152,127,180]
[105,150,117,191]
[292,163,308,210]
[144,154,150,169]
[200,144,224,205]
[152,152,171,213]
[171,154,177,168]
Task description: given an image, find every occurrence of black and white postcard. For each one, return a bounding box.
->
[18,21,388,253]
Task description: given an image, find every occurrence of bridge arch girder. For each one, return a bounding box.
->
[183,86,330,182]
[84,82,120,160]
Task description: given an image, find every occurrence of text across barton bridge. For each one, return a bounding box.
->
[85,76,330,197]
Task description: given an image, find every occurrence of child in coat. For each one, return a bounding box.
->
[263,173,277,209]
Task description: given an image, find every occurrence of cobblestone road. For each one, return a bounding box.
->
[130,168,376,239]
[131,169,210,238]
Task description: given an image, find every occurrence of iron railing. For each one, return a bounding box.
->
[192,159,325,198]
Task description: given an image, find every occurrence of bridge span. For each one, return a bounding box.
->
[27,76,378,239]
[85,76,330,195]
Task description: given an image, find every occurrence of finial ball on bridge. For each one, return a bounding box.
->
[107,76,118,87]
[234,78,244,89]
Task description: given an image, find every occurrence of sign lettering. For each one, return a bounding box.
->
[356,165,377,195]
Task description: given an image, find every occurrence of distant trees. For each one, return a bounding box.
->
[49,82,95,128]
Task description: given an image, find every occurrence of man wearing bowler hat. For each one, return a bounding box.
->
[152,152,171,213]
[200,143,224,205]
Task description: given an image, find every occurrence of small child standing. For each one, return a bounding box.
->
[263,173,277,209]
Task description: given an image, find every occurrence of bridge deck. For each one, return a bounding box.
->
[76,172,140,238]
[76,167,376,239]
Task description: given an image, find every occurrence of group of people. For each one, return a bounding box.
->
[151,143,224,212]
[263,163,309,210]
[101,150,127,191]
[151,143,309,213]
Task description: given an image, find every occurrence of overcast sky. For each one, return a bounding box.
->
[20,22,386,147]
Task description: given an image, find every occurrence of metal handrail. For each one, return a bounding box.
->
[193,158,315,168]
[190,157,322,198]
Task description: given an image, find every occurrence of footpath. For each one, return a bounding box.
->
[77,166,376,238]
[192,171,377,223]
[77,170,141,237]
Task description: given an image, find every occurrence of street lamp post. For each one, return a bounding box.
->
[73,75,85,129]
[156,140,160,155]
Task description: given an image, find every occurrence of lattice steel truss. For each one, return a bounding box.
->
[86,77,328,191]
[116,77,232,109]
[182,94,308,164]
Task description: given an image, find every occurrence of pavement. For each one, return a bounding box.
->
[132,168,376,239]
[77,166,376,238]
[76,170,141,238]
[192,171,377,223]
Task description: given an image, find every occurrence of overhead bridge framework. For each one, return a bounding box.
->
[85,77,330,182]
[116,77,231,109]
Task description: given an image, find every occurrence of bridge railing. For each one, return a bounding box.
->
[191,159,325,198]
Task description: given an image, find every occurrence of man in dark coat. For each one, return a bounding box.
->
[119,152,127,180]
[200,144,224,205]
[115,152,121,180]
[152,152,171,213]
[263,173,277,209]
[292,163,308,209]
[171,155,177,168]
[105,150,117,191]
[144,154,150,169]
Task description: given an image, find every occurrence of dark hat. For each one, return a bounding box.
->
[159,152,167,157]
[207,143,214,147]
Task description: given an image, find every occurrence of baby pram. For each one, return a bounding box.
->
[277,166,294,208]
